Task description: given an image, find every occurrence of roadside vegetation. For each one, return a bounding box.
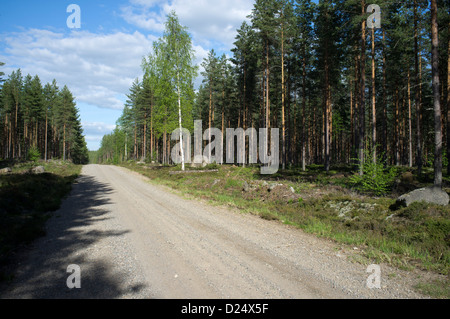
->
[0,160,81,282]
[118,160,449,298]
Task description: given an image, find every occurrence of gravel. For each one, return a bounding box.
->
[0,165,438,299]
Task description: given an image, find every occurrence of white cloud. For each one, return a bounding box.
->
[82,122,117,150]
[83,122,117,135]
[121,0,254,52]
[1,29,155,110]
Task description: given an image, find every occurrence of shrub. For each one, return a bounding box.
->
[27,146,41,163]
[350,148,397,196]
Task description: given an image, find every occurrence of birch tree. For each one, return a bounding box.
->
[156,12,197,170]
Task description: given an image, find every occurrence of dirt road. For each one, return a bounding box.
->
[0,165,428,299]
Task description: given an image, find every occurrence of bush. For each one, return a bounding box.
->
[350,148,397,196]
[27,146,41,163]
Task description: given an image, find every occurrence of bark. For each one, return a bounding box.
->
[63,123,66,161]
[414,0,423,175]
[431,0,442,187]
[446,19,450,175]
[44,108,48,162]
[302,55,307,171]
[408,70,413,167]
[177,71,185,171]
[371,25,376,162]
[359,0,366,175]
[281,20,286,170]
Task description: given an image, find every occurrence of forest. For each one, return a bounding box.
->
[95,0,449,185]
[0,66,89,165]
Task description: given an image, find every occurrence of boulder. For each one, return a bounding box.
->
[191,155,209,168]
[31,166,45,174]
[396,186,449,208]
[0,167,12,174]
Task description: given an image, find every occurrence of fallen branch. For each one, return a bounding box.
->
[169,169,219,175]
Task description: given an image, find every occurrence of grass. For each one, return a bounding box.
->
[0,160,82,281]
[415,280,450,299]
[119,161,450,298]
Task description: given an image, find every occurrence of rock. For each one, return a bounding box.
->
[268,183,283,192]
[191,155,209,168]
[396,186,449,208]
[290,186,296,194]
[0,167,12,174]
[385,214,395,221]
[31,166,45,174]
[243,181,250,192]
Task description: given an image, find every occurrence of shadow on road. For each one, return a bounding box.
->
[0,172,148,299]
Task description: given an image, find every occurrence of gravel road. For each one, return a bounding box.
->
[0,164,432,299]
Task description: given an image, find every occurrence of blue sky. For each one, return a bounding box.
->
[0,0,255,150]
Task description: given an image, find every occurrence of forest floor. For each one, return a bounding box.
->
[120,161,450,299]
[0,160,82,283]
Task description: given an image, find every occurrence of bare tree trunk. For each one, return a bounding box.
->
[431,0,442,187]
[281,19,286,170]
[408,70,413,167]
[177,71,185,171]
[266,38,271,145]
[395,87,400,166]
[382,29,388,163]
[134,123,137,160]
[143,112,147,161]
[44,110,48,162]
[350,79,353,164]
[446,19,450,175]
[371,25,377,162]
[63,123,66,161]
[302,55,307,172]
[359,0,366,175]
[150,97,153,161]
[414,0,423,175]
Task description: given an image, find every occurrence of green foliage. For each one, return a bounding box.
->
[27,146,41,163]
[350,148,398,196]
[0,68,88,164]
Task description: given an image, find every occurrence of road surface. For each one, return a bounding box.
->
[0,165,428,299]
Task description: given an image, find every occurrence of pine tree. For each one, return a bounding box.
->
[0,62,5,83]
[43,80,59,161]
[201,49,220,142]
[56,86,76,161]
[294,0,315,170]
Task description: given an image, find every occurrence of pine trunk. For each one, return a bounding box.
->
[371,26,376,162]
[431,0,442,187]
[414,0,423,175]
[359,0,366,175]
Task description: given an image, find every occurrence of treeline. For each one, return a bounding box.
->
[0,68,89,164]
[97,0,450,178]
[95,11,197,165]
